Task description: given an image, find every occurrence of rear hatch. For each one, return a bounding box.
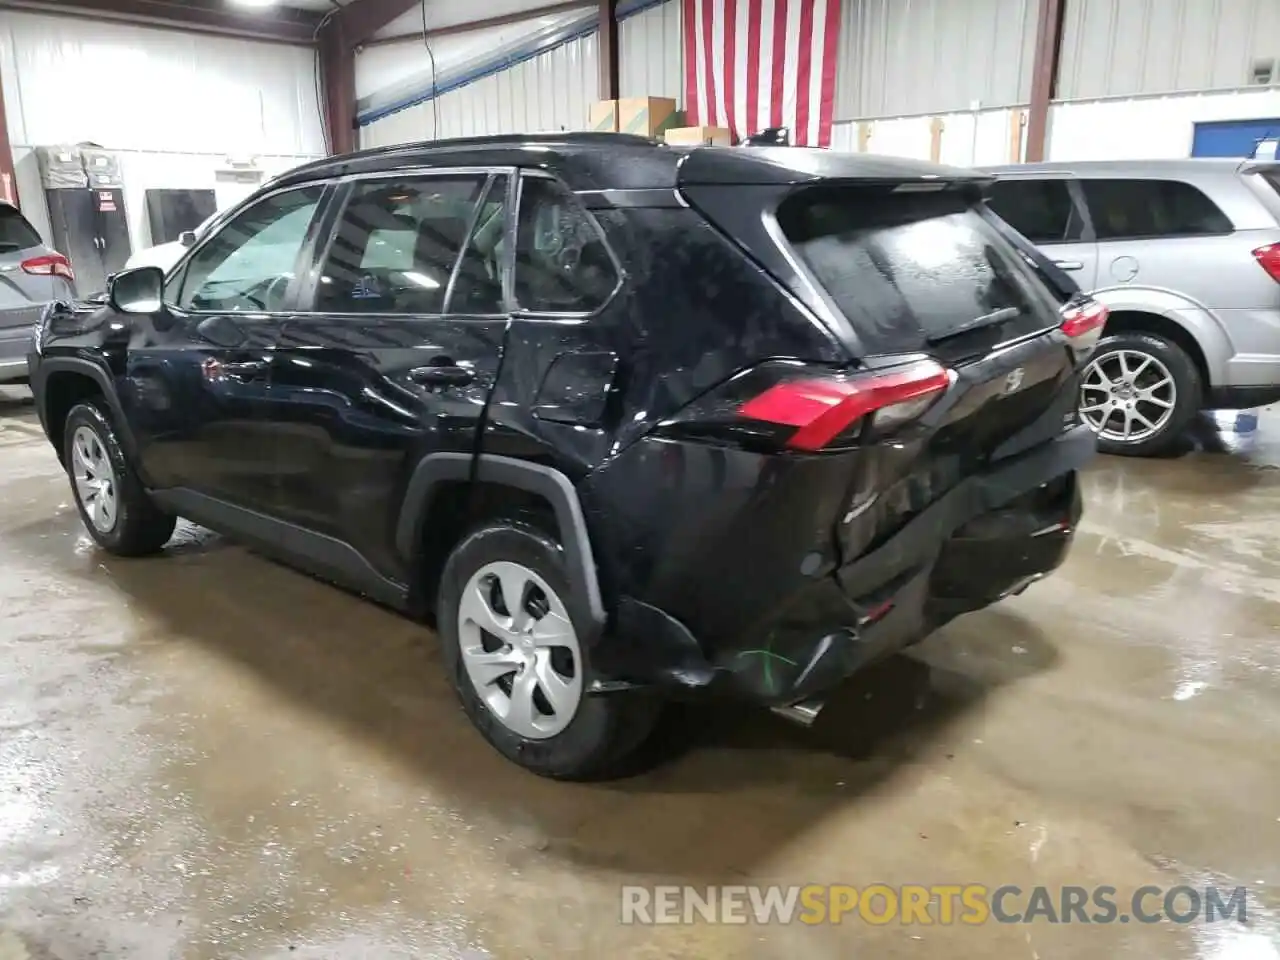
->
[678,162,1094,565]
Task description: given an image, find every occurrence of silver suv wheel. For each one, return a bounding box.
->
[456,560,584,740]
[71,425,118,533]
[1080,348,1177,444]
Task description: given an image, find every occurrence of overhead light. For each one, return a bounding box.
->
[229,0,278,8]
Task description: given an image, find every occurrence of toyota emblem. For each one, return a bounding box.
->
[1003,368,1025,394]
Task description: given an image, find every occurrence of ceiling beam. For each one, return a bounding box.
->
[337,0,421,48]
[0,0,323,45]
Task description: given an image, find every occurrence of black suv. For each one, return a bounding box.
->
[29,134,1101,780]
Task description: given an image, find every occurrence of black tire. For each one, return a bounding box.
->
[1081,331,1202,458]
[437,518,662,781]
[63,400,176,556]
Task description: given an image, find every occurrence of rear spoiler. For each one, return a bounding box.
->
[1250,136,1278,162]
[1238,135,1279,172]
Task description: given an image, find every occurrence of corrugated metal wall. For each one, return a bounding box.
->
[355,17,576,102]
[1049,88,1280,157]
[833,0,1037,120]
[0,8,322,248]
[1058,0,1280,100]
[831,87,1280,164]
[832,108,1028,165]
[361,32,599,148]
[618,0,683,103]
[360,0,680,149]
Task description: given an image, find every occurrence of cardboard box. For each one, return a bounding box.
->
[664,125,733,146]
[617,97,680,138]
[589,100,619,132]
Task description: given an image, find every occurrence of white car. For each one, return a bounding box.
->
[124,211,219,272]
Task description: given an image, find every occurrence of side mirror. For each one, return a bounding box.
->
[179,230,197,247]
[108,266,165,315]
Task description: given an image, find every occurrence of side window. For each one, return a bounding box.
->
[174,186,322,312]
[986,179,1083,244]
[0,205,43,252]
[514,176,618,314]
[311,174,487,315]
[1080,178,1233,240]
[448,177,508,315]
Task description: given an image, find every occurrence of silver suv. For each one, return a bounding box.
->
[981,159,1280,455]
[0,201,77,385]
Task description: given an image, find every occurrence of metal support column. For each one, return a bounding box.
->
[319,17,358,157]
[598,0,619,101]
[1025,0,1065,163]
[0,65,17,207]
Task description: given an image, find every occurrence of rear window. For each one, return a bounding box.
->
[0,206,41,252]
[777,185,1061,357]
[1260,171,1280,199]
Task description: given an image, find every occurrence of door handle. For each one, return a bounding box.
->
[225,359,269,378]
[203,358,268,381]
[1053,259,1084,271]
[409,362,475,386]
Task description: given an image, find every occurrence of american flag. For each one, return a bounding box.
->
[682,0,843,148]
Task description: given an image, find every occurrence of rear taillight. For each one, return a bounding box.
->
[739,359,952,451]
[22,253,74,283]
[657,358,953,453]
[1253,243,1280,283]
[1060,298,1107,350]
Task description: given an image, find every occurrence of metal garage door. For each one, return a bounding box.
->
[1191,118,1280,157]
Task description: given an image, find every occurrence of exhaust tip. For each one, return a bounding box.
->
[999,572,1044,600]
[770,699,824,728]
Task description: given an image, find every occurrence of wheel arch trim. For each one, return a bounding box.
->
[34,357,140,464]
[396,452,606,639]
[1090,288,1232,384]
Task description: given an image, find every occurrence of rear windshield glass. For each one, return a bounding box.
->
[778,186,1060,357]
[0,206,41,252]
[1260,171,1280,199]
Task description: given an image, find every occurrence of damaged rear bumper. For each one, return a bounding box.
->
[596,426,1094,704]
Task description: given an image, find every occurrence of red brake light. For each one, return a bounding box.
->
[738,359,952,451]
[1253,243,1280,283]
[1060,299,1107,346]
[22,253,74,283]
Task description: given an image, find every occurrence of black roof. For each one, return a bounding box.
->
[272,132,988,194]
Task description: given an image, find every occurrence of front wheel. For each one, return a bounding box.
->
[436,518,661,780]
[1078,332,1202,457]
[63,400,176,556]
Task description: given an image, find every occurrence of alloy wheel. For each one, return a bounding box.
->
[71,425,118,533]
[457,560,583,739]
[1079,349,1176,444]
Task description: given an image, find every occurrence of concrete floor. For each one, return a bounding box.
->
[1,386,1279,960]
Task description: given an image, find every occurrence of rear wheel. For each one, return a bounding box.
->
[63,401,176,556]
[1078,332,1201,457]
[437,518,661,780]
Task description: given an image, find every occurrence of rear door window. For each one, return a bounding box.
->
[778,185,1061,357]
[312,174,488,315]
[1079,178,1233,240]
[0,206,43,253]
[513,176,618,314]
[986,178,1085,244]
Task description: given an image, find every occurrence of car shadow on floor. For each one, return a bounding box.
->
[0,386,36,415]
[8,510,1058,882]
